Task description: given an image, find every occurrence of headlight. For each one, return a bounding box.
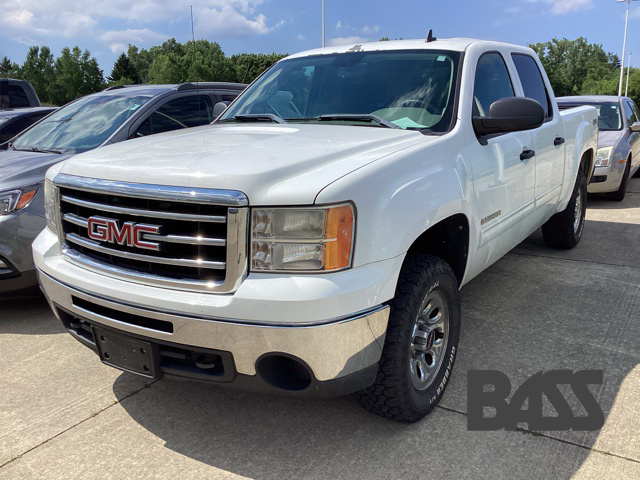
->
[0,184,40,216]
[595,147,612,167]
[251,203,355,272]
[44,178,58,233]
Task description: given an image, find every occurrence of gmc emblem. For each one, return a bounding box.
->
[87,216,161,251]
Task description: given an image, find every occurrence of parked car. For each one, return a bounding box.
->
[0,82,245,296]
[0,107,57,144]
[34,38,597,422]
[0,79,41,109]
[558,95,640,201]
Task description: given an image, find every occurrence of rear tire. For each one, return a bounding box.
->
[357,254,460,423]
[542,170,587,249]
[608,159,631,202]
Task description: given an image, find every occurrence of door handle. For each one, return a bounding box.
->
[554,137,565,146]
[520,149,535,161]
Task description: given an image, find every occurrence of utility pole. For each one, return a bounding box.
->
[322,0,326,47]
[618,0,638,96]
[627,52,632,97]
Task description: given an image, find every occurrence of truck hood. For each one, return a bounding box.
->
[598,130,624,148]
[0,149,69,191]
[57,123,431,205]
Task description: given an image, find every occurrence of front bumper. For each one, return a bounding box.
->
[0,209,46,295]
[587,163,625,194]
[38,270,390,397]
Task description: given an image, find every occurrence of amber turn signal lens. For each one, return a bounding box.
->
[16,189,38,210]
[324,205,354,270]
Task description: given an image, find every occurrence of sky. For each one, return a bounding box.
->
[2,0,640,74]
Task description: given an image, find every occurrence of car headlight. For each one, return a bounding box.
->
[595,147,612,167]
[44,178,58,233]
[0,184,40,216]
[251,203,355,272]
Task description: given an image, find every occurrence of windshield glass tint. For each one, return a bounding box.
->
[222,50,460,132]
[12,94,152,153]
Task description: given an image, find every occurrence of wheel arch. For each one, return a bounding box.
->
[404,213,470,286]
[581,148,594,185]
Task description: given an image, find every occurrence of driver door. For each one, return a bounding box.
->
[470,52,536,267]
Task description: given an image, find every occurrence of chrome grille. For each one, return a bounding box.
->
[54,174,248,293]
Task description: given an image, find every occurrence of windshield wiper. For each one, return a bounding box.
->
[30,147,62,154]
[8,145,62,154]
[233,114,287,124]
[317,114,400,129]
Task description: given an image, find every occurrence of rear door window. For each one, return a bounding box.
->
[473,53,514,117]
[135,95,214,137]
[511,53,552,118]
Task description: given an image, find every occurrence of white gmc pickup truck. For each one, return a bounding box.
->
[33,38,597,423]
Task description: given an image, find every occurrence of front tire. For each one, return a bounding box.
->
[541,170,587,249]
[607,158,631,202]
[357,254,460,423]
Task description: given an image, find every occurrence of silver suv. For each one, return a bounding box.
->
[0,82,245,297]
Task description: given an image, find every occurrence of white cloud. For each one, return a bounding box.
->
[361,25,380,35]
[336,20,342,29]
[195,5,281,37]
[297,34,305,41]
[101,29,169,53]
[547,0,592,15]
[328,36,369,47]
[0,0,283,47]
[523,0,592,15]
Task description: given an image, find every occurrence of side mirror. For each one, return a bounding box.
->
[631,122,640,133]
[473,97,545,137]
[213,101,231,118]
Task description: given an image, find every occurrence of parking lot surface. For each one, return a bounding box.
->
[1,178,639,480]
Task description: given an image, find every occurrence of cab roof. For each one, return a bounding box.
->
[285,37,524,60]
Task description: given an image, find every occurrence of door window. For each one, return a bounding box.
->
[135,95,213,137]
[473,53,514,117]
[623,101,637,127]
[511,54,552,118]
[627,101,640,127]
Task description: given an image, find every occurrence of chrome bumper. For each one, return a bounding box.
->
[38,270,390,389]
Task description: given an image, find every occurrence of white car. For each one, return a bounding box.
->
[33,38,598,423]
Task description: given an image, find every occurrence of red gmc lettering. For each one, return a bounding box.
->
[87,217,108,242]
[86,217,160,251]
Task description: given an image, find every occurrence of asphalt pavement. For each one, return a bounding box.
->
[1,178,639,480]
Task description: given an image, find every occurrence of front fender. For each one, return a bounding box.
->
[315,130,473,268]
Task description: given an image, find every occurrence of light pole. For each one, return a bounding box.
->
[322,0,325,47]
[618,0,638,96]
[626,52,632,97]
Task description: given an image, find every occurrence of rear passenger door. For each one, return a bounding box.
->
[131,94,214,138]
[511,53,564,213]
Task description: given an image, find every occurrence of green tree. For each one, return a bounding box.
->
[530,37,612,97]
[127,45,155,83]
[0,56,15,77]
[229,52,286,83]
[49,47,104,105]
[148,52,186,83]
[108,52,141,84]
[19,46,55,103]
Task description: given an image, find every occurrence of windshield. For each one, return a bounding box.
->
[221,50,460,132]
[11,93,152,153]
